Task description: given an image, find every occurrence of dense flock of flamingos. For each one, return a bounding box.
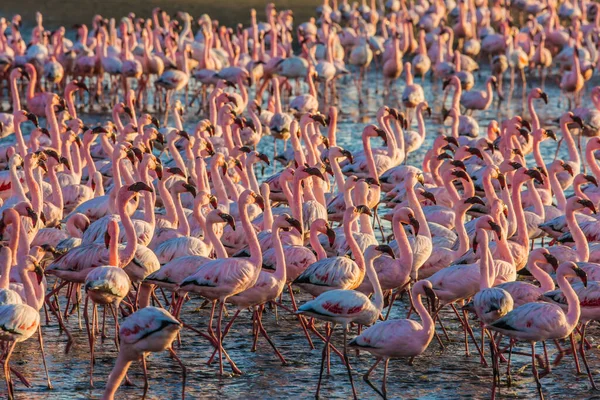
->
[1,0,600,398]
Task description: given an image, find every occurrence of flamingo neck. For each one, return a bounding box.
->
[309,228,328,260]
[530,258,555,292]
[549,168,567,212]
[240,198,262,267]
[527,92,540,132]
[412,289,435,342]
[585,141,600,181]
[117,193,138,268]
[478,230,492,289]
[365,253,384,311]
[560,119,580,169]
[510,177,529,249]
[343,214,365,276]
[206,217,228,259]
[9,73,21,111]
[102,352,133,400]
[567,205,589,262]
[557,271,581,332]
[392,214,414,279]
[525,180,545,219]
[272,225,286,284]
[405,181,431,239]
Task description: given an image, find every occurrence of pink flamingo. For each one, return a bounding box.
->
[101,307,185,400]
[297,244,394,399]
[178,190,264,375]
[349,280,438,398]
[83,219,131,387]
[488,262,586,399]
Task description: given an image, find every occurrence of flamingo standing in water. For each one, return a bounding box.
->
[488,262,586,399]
[297,244,395,399]
[102,307,185,400]
[349,280,438,398]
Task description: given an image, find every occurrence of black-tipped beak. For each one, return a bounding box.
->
[464,196,485,206]
[25,112,39,127]
[305,167,326,181]
[466,147,483,160]
[437,153,452,160]
[258,153,270,166]
[421,191,436,205]
[60,156,71,170]
[543,253,559,270]
[38,160,48,173]
[26,207,38,226]
[221,213,236,230]
[209,195,218,209]
[286,217,303,234]
[178,130,191,141]
[423,285,439,315]
[525,168,544,184]
[444,136,459,147]
[442,79,450,90]
[520,119,532,131]
[43,149,61,162]
[123,106,134,119]
[416,173,425,185]
[409,216,420,236]
[167,167,186,178]
[451,169,469,181]
[33,262,44,285]
[128,182,154,193]
[92,125,108,134]
[254,194,265,210]
[311,113,328,127]
[578,198,597,214]
[545,129,557,141]
[356,204,372,216]
[584,175,599,187]
[489,220,502,239]
[155,163,163,180]
[326,226,336,247]
[375,244,395,259]
[562,163,574,176]
[472,235,479,253]
[151,117,160,128]
[518,128,530,142]
[540,92,548,104]
[572,115,584,129]
[104,230,111,249]
[449,160,467,171]
[183,183,197,197]
[573,265,588,287]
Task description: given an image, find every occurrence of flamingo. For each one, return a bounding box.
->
[349,280,438,398]
[297,244,395,399]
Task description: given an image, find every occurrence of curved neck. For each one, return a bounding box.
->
[366,253,384,310]
[453,206,470,257]
[393,215,415,278]
[510,177,529,248]
[478,230,492,289]
[527,93,540,131]
[343,214,365,275]
[567,206,589,262]
[549,168,567,212]
[556,271,581,332]
[560,119,580,168]
[405,181,431,238]
[14,120,27,156]
[9,160,27,202]
[272,225,286,283]
[585,141,600,180]
[529,258,555,292]
[412,289,435,343]
[309,228,328,260]
[240,198,262,266]
[206,218,228,259]
[525,180,545,218]
[117,194,138,267]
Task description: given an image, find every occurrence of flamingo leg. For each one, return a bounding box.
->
[141,355,149,399]
[578,323,598,390]
[287,284,315,349]
[168,348,187,400]
[531,342,545,399]
[256,305,287,365]
[316,327,334,398]
[37,323,52,389]
[342,328,358,400]
[3,342,16,400]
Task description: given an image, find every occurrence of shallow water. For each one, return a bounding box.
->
[2,2,600,399]
[9,65,600,399]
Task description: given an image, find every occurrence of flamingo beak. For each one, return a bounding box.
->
[489,221,502,240]
[540,92,548,104]
[209,195,218,209]
[128,182,154,193]
[25,112,39,127]
[421,191,436,205]
[254,194,265,210]
[578,199,597,214]
[26,207,39,226]
[326,226,336,247]
[543,253,559,270]
[286,217,303,234]
[155,163,163,180]
[464,196,485,206]
[221,213,236,231]
[545,129,557,141]
[104,231,111,249]
[183,183,197,198]
[356,204,372,216]
[375,244,395,259]
[573,265,588,287]
[408,216,420,236]
[584,175,599,187]
[33,261,44,285]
